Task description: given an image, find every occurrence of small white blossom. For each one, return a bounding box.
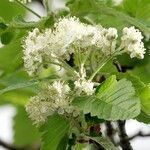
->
[9,0,32,4]
[100,27,118,55]
[74,79,95,96]
[105,28,118,40]
[121,26,146,59]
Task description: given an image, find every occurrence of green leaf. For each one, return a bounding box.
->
[132,61,150,84]
[0,0,25,22]
[123,0,150,20]
[96,75,117,98]
[66,0,99,15]
[74,143,90,150]
[39,114,70,150]
[140,84,150,116]
[13,106,40,147]
[89,136,118,150]
[73,76,140,120]
[0,22,7,30]
[0,20,7,36]
[0,38,23,75]
[1,31,14,45]
[117,73,146,94]
[0,90,34,105]
[67,0,150,33]
[0,80,38,95]
[100,61,118,76]
[56,134,69,150]
[67,0,113,14]
[136,111,150,124]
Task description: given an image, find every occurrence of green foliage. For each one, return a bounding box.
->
[0,20,7,37]
[66,0,99,15]
[122,0,150,20]
[39,114,70,150]
[90,136,118,150]
[0,80,37,95]
[132,61,150,84]
[73,76,140,120]
[1,31,14,45]
[0,0,149,149]
[117,73,146,94]
[67,0,150,32]
[117,73,150,124]
[13,106,40,147]
[0,38,23,75]
[140,84,150,116]
[136,111,150,124]
[0,0,25,22]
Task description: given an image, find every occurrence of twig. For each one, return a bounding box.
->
[129,131,150,141]
[16,0,41,18]
[117,120,133,150]
[116,131,150,146]
[105,121,115,144]
[0,139,24,150]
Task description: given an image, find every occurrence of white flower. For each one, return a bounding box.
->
[74,79,95,96]
[23,28,52,76]
[99,27,118,55]
[121,26,146,59]
[26,96,53,124]
[52,17,102,58]
[26,81,78,124]
[9,0,32,4]
[105,28,118,40]
[22,17,119,76]
[47,81,71,108]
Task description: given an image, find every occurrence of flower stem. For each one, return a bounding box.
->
[57,58,78,77]
[82,48,92,66]
[89,56,111,80]
[16,0,41,18]
[43,0,51,13]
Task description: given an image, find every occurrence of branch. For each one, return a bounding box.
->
[16,0,41,18]
[0,139,24,150]
[117,120,133,150]
[105,121,115,143]
[116,131,150,146]
[0,139,40,150]
[129,131,150,141]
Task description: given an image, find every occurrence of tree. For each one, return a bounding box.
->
[0,0,150,149]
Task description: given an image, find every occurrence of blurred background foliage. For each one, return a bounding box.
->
[0,0,150,149]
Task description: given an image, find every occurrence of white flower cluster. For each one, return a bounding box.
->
[103,28,118,52]
[26,96,53,124]
[26,81,79,124]
[75,66,95,96]
[23,17,119,76]
[23,28,52,76]
[121,26,146,59]
[23,17,146,77]
[74,79,95,96]
[9,0,32,4]
[24,17,146,124]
